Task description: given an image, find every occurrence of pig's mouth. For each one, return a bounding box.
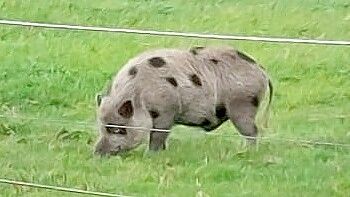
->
[95,146,123,157]
[109,145,135,156]
[109,145,122,155]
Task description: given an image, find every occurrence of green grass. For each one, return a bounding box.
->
[0,0,350,196]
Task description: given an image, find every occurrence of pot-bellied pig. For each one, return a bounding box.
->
[94,46,273,156]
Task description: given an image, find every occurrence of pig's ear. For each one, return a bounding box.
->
[118,100,134,118]
[96,94,103,107]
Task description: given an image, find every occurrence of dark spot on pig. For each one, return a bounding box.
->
[210,58,219,64]
[128,67,138,76]
[166,77,178,87]
[149,110,160,119]
[190,46,205,55]
[149,57,166,67]
[215,105,227,119]
[251,96,259,107]
[190,74,202,86]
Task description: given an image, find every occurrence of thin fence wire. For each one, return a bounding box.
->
[206,133,350,148]
[1,19,350,46]
[1,114,350,148]
[0,179,134,197]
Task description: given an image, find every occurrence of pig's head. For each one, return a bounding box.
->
[94,94,152,156]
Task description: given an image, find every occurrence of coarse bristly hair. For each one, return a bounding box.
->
[94,45,273,156]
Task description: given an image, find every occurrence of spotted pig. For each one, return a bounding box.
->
[94,46,273,156]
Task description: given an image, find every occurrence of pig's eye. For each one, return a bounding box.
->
[117,128,127,135]
[105,125,117,134]
[105,124,127,135]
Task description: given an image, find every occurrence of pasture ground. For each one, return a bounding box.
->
[0,0,349,196]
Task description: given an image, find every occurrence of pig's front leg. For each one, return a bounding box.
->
[149,131,170,151]
[148,110,175,151]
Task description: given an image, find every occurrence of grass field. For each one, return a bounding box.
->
[0,0,350,196]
